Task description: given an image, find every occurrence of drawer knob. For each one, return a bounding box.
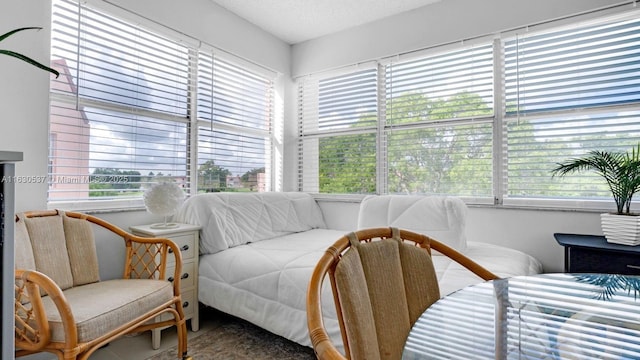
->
[183,301,189,308]
[168,244,189,254]
[168,273,189,282]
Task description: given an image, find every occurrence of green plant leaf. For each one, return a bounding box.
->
[1,27,60,78]
[0,50,59,78]
[551,144,640,215]
[0,26,42,42]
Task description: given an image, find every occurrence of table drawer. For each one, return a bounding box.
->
[165,261,195,288]
[166,233,196,262]
[568,247,640,274]
[155,288,196,321]
[180,289,196,318]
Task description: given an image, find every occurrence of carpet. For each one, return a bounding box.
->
[145,317,317,360]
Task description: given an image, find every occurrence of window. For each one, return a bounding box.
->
[503,16,640,207]
[49,0,278,209]
[298,46,495,200]
[298,68,378,193]
[385,44,494,198]
[298,11,640,210]
[197,54,274,193]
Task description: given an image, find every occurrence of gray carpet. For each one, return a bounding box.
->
[145,313,316,360]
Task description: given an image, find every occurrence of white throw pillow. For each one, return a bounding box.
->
[357,195,468,254]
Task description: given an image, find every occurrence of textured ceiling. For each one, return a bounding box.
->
[209,0,442,44]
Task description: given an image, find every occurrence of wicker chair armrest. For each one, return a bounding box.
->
[15,269,77,352]
[124,235,184,294]
[307,247,348,360]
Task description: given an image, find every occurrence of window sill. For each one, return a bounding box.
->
[47,198,146,214]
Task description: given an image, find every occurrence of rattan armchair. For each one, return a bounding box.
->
[14,210,191,360]
[306,227,499,360]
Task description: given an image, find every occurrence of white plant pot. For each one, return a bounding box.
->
[600,213,640,246]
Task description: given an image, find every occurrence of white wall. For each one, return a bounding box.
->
[104,0,290,75]
[291,0,628,76]
[1,1,53,212]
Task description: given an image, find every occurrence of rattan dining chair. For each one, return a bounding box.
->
[306,227,499,360]
[14,210,192,360]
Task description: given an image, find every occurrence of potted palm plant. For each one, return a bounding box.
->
[1,27,59,77]
[551,143,640,245]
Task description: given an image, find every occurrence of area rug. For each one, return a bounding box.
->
[145,318,316,360]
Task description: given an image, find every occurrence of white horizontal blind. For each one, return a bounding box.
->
[505,18,640,115]
[385,45,494,197]
[297,68,378,193]
[196,52,274,193]
[197,54,273,131]
[197,127,271,192]
[49,0,190,202]
[386,44,494,124]
[503,15,640,206]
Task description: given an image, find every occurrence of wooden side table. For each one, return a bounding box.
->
[130,223,201,350]
[554,233,640,274]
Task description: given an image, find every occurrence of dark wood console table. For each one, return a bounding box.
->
[554,233,640,274]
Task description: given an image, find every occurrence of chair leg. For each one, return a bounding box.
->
[173,300,190,360]
[177,319,191,360]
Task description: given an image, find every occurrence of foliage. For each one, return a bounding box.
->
[240,167,264,182]
[317,91,493,195]
[89,168,141,197]
[319,133,376,193]
[551,143,640,215]
[88,162,266,197]
[574,273,640,301]
[1,27,59,77]
[241,167,265,191]
[198,160,230,192]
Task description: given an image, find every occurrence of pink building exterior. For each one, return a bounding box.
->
[48,59,90,200]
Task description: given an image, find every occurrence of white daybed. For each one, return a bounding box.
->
[174,192,542,352]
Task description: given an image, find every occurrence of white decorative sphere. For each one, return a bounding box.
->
[143,182,185,217]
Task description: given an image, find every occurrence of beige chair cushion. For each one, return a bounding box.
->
[335,234,440,360]
[14,216,35,271]
[62,213,100,286]
[41,279,173,343]
[15,216,37,302]
[24,215,74,290]
[335,245,382,360]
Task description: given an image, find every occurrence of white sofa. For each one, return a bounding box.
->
[175,192,542,352]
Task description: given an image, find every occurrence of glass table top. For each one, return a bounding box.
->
[403,273,640,360]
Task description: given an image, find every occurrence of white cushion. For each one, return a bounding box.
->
[357,195,468,254]
[175,192,326,254]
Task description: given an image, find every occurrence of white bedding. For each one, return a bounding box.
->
[179,192,543,353]
[198,230,542,350]
[198,229,345,349]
